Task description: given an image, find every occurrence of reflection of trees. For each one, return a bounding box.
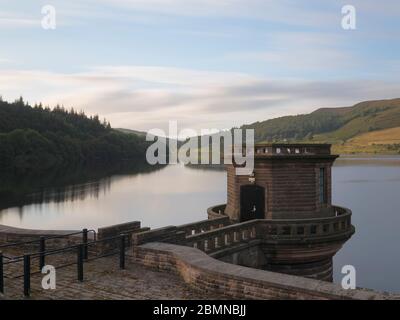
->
[185,164,226,172]
[28,179,108,204]
[0,161,165,212]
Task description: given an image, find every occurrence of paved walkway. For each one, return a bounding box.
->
[1,251,225,300]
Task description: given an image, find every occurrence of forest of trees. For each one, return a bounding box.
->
[0,97,150,171]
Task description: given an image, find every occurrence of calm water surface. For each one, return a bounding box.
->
[0,157,399,293]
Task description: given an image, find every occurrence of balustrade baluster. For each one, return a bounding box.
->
[207,238,215,251]
[237,230,243,242]
[197,240,205,251]
[216,235,224,248]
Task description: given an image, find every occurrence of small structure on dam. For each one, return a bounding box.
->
[132,143,355,282]
[208,143,355,281]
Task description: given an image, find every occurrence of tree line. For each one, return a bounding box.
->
[0,97,150,171]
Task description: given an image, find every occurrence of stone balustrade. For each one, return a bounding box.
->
[133,216,230,246]
[133,205,353,255]
[186,219,258,254]
[253,143,332,156]
[258,206,353,241]
[176,216,230,236]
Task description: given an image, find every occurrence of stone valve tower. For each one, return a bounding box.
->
[208,143,355,281]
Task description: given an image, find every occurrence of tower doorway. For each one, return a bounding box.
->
[240,185,265,221]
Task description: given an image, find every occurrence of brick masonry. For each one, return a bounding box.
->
[225,157,336,221]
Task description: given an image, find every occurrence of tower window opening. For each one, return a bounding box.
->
[319,167,327,204]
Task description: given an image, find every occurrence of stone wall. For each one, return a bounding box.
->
[0,224,85,251]
[216,241,267,269]
[133,216,230,246]
[97,221,148,253]
[133,242,398,300]
[0,221,145,253]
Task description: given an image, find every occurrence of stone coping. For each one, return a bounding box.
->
[0,224,79,236]
[207,204,351,222]
[137,242,399,300]
[0,221,144,244]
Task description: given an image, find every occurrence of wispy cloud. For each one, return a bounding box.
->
[0,1,399,133]
[1,65,399,132]
[224,31,358,74]
[0,11,39,28]
[87,0,339,28]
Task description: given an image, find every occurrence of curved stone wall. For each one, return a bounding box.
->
[0,224,82,248]
[133,242,398,300]
[204,204,354,280]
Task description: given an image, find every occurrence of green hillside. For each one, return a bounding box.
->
[313,99,400,143]
[115,128,148,137]
[242,98,400,153]
[0,97,150,171]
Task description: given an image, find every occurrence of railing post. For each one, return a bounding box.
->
[0,251,4,294]
[39,236,46,270]
[119,234,126,270]
[77,244,84,282]
[23,254,31,297]
[82,228,88,260]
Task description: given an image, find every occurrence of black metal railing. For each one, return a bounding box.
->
[0,233,127,298]
[0,228,97,251]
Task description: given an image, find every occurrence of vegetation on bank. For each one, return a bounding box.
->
[0,97,151,171]
[2,95,400,174]
[242,98,400,154]
[331,127,400,154]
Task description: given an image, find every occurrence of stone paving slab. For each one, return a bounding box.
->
[1,253,226,300]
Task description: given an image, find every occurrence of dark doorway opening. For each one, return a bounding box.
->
[240,184,265,222]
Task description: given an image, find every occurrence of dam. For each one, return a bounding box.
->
[2,144,397,300]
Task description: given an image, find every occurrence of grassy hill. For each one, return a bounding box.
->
[242,98,400,154]
[332,127,400,154]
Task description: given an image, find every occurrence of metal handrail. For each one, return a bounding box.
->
[2,232,124,262]
[0,229,97,249]
[0,232,128,297]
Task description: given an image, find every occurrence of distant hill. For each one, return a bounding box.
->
[116,127,183,149]
[242,98,400,154]
[242,98,400,142]
[115,128,148,137]
[332,127,400,154]
[0,97,150,171]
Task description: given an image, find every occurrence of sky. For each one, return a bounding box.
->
[0,0,400,134]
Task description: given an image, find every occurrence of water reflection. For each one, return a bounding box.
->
[0,162,165,222]
[335,155,400,167]
[1,156,400,293]
[0,163,226,230]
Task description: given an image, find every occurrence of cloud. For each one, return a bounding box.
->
[48,0,339,29]
[1,65,400,133]
[0,11,39,28]
[224,30,359,75]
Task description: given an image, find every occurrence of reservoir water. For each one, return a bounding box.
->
[0,156,399,293]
